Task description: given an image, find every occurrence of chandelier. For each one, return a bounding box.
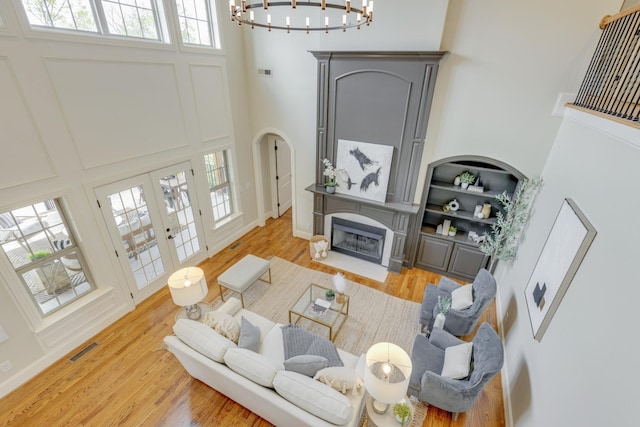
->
[229,1,374,33]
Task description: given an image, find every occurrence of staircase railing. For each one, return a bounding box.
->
[570,5,640,126]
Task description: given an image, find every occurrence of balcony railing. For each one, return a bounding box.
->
[571,5,640,126]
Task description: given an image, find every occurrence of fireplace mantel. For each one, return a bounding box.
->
[306,184,419,273]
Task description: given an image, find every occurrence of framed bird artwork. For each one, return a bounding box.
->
[335,139,394,203]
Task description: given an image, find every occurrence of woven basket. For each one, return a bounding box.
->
[309,235,329,259]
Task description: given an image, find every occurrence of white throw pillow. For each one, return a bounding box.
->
[273,370,353,425]
[223,347,284,388]
[440,342,473,379]
[173,319,236,363]
[204,311,241,343]
[314,366,363,395]
[451,284,474,310]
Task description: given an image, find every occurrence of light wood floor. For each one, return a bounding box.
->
[0,209,504,427]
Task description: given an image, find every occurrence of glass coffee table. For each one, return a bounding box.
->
[288,283,349,341]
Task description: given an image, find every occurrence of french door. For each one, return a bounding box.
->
[95,162,206,303]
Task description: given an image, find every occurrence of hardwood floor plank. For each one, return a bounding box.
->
[0,209,504,426]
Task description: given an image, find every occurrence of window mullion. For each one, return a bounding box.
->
[92,0,109,35]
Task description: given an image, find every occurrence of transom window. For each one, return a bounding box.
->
[176,0,217,47]
[0,200,95,316]
[204,151,233,222]
[21,0,168,41]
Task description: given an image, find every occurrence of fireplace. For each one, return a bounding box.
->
[331,217,386,265]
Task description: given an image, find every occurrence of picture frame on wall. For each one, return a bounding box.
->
[334,139,394,203]
[524,198,597,342]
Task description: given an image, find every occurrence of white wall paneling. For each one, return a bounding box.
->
[44,58,189,169]
[0,57,56,189]
[189,64,232,143]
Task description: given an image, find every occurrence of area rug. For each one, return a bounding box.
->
[215,256,422,359]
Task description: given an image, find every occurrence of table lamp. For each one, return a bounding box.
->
[364,342,412,415]
[168,266,208,320]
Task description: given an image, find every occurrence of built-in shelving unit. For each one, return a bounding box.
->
[413,155,524,281]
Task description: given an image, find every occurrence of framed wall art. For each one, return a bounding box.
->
[524,198,597,342]
[334,139,394,203]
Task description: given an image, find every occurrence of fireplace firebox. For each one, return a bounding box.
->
[331,217,386,264]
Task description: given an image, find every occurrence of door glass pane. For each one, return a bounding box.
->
[107,185,165,289]
[158,171,199,263]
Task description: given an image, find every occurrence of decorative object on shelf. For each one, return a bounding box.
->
[468,231,486,244]
[481,203,492,219]
[453,175,461,186]
[524,198,596,342]
[474,204,483,218]
[364,342,412,415]
[436,224,443,234]
[468,184,485,193]
[325,289,335,301]
[448,199,460,212]
[459,171,476,189]
[442,219,451,236]
[393,401,411,426]
[335,139,394,203]
[230,0,374,34]
[480,176,543,270]
[442,204,450,213]
[322,158,342,193]
[333,272,347,303]
[448,226,457,237]
[168,267,208,320]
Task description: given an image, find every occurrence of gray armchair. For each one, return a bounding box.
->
[419,268,496,337]
[408,322,503,420]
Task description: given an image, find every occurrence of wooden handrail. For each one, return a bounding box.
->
[600,3,640,29]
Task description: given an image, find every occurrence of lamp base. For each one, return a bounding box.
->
[371,398,389,415]
[175,302,213,321]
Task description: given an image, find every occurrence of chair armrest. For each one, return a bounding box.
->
[429,327,464,349]
[438,276,462,293]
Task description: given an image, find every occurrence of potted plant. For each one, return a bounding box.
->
[325,289,335,301]
[448,226,457,237]
[459,171,476,189]
[393,402,411,426]
[434,295,452,329]
[333,272,347,303]
[322,158,341,194]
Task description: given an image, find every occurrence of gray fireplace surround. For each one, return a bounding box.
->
[307,51,447,273]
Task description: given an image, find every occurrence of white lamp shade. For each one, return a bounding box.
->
[168,267,208,306]
[364,342,412,404]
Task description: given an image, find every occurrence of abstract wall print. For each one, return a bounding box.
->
[525,198,597,342]
[334,139,394,203]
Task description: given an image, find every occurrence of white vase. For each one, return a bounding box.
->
[434,312,446,329]
[325,185,336,194]
[461,182,469,189]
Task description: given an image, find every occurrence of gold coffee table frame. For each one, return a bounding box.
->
[288,283,349,341]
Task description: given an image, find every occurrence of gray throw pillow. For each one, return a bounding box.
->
[237,316,260,352]
[284,355,328,377]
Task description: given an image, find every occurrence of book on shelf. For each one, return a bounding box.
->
[309,298,331,316]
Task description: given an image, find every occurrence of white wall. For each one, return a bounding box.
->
[497,109,639,427]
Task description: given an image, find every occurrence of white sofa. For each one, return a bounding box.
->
[163,297,366,427]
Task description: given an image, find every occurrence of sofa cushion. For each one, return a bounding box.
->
[314,366,363,395]
[273,370,353,425]
[284,355,328,377]
[451,284,474,310]
[238,316,261,352]
[204,311,241,343]
[173,319,236,363]
[441,342,473,379]
[223,347,283,388]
